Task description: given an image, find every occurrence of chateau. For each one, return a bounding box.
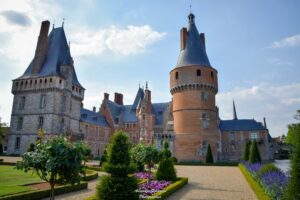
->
[7,13,273,162]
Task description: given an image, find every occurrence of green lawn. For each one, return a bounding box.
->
[0,165,43,197]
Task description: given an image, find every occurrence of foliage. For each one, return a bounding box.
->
[81,170,98,181]
[96,131,138,200]
[243,141,251,161]
[99,147,107,166]
[17,135,90,200]
[130,143,160,171]
[285,115,300,200]
[172,157,178,163]
[257,163,280,177]
[162,140,171,159]
[205,144,214,163]
[27,143,35,152]
[286,110,300,146]
[249,140,261,164]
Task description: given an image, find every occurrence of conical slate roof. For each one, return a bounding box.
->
[176,13,211,68]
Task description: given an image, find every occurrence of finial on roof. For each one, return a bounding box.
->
[233,99,238,120]
[62,18,65,27]
[52,21,55,29]
[146,81,148,90]
[263,117,267,129]
[189,4,192,13]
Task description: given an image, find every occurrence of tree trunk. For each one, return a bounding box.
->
[50,182,55,200]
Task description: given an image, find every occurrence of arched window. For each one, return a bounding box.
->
[197,70,201,76]
[211,71,214,79]
[175,72,179,79]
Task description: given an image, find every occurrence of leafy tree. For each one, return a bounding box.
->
[99,147,107,167]
[96,131,138,200]
[17,136,89,200]
[243,141,251,161]
[131,143,160,171]
[156,140,177,181]
[285,111,300,200]
[286,110,300,146]
[205,144,214,163]
[249,140,261,163]
[27,143,35,152]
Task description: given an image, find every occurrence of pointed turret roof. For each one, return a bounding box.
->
[176,13,211,68]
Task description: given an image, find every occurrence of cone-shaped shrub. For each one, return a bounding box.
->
[249,140,261,164]
[156,140,176,182]
[96,131,138,200]
[205,144,214,163]
[243,141,251,161]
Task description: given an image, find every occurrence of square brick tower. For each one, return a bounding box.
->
[170,13,219,162]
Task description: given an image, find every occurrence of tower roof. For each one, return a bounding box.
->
[176,13,211,68]
[19,26,83,87]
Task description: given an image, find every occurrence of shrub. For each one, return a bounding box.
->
[249,140,261,164]
[156,158,177,182]
[99,148,107,166]
[27,143,35,152]
[205,144,214,163]
[257,163,280,177]
[96,131,138,200]
[172,157,178,163]
[243,141,251,161]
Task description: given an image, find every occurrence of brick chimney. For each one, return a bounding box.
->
[32,20,50,74]
[200,33,206,50]
[93,106,96,112]
[104,93,109,100]
[180,28,188,50]
[114,93,123,105]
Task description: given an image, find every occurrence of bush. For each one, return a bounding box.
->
[81,170,98,181]
[243,141,251,161]
[257,163,280,177]
[205,144,214,163]
[96,131,138,200]
[0,143,3,155]
[172,157,177,163]
[156,158,177,182]
[27,143,35,152]
[99,148,107,166]
[249,140,261,164]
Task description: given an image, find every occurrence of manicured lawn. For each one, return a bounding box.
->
[0,165,43,197]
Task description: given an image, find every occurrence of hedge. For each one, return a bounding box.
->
[146,177,188,200]
[238,164,270,200]
[86,166,103,172]
[0,162,16,166]
[0,182,88,200]
[0,159,3,162]
[176,161,238,166]
[81,170,98,181]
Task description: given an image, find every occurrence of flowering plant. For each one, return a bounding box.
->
[134,172,154,180]
[139,180,172,197]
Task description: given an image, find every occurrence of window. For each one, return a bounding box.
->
[38,116,44,129]
[19,96,26,110]
[40,95,46,109]
[61,95,67,112]
[211,71,214,79]
[201,91,209,101]
[60,118,65,132]
[229,132,235,141]
[231,144,235,152]
[17,117,23,130]
[175,72,179,79]
[85,125,88,134]
[35,80,37,84]
[201,113,210,129]
[15,137,21,150]
[59,79,62,84]
[197,70,201,76]
[50,78,52,83]
[250,132,258,140]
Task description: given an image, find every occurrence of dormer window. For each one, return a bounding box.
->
[197,70,201,76]
[175,72,179,79]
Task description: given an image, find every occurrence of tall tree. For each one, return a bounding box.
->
[249,140,261,163]
[243,141,251,161]
[205,144,214,163]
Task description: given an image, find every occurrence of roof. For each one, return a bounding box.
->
[19,27,83,87]
[131,88,144,111]
[123,105,138,123]
[80,108,109,127]
[151,103,169,125]
[220,119,267,132]
[176,13,211,68]
[107,100,123,124]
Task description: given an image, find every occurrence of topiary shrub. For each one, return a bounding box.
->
[249,140,261,164]
[257,163,280,177]
[27,143,35,152]
[172,157,178,163]
[96,131,139,200]
[205,144,214,163]
[156,140,177,182]
[99,147,107,166]
[243,141,251,161]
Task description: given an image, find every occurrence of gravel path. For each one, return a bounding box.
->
[167,166,257,200]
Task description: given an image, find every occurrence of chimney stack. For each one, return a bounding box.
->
[180,28,188,50]
[93,106,96,112]
[263,117,267,129]
[200,33,206,50]
[104,93,109,100]
[114,93,123,105]
[32,20,50,74]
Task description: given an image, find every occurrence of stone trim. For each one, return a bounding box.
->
[170,83,218,94]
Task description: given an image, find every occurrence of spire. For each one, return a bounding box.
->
[233,100,238,120]
[146,81,148,90]
[263,117,267,129]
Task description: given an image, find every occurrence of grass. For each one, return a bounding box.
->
[0,165,43,197]
[238,164,270,200]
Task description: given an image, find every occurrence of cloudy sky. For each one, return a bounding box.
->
[0,0,299,137]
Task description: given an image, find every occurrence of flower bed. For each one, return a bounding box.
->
[134,172,154,180]
[139,180,172,198]
[242,162,289,200]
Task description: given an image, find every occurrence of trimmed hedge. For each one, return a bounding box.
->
[176,161,238,166]
[146,177,188,200]
[0,162,16,166]
[86,166,103,172]
[81,170,98,181]
[0,182,88,200]
[238,164,270,200]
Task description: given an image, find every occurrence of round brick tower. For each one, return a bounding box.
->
[170,13,219,162]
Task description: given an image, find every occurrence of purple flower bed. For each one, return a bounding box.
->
[243,162,289,200]
[139,180,172,198]
[134,172,154,180]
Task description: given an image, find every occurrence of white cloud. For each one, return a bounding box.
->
[217,83,300,137]
[271,34,300,48]
[70,25,166,56]
[267,58,294,66]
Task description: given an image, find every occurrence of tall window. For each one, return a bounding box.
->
[201,113,210,129]
[60,118,65,133]
[201,91,209,101]
[61,95,67,112]
[197,69,201,76]
[175,72,179,79]
[211,71,214,79]
[40,95,46,109]
[15,137,21,150]
[19,96,26,110]
[229,132,235,141]
[250,132,258,140]
[17,117,23,130]
[38,116,44,129]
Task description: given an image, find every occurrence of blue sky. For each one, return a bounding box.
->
[0,0,299,137]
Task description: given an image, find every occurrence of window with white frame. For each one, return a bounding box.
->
[201,113,210,129]
[201,91,209,101]
[250,132,258,140]
[40,95,46,109]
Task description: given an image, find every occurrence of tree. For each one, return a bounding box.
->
[156,140,177,181]
[99,147,107,167]
[96,131,138,200]
[243,141,251,161]
[249,140,261,163]
[205,144,214,163]
[17,136,89,200]
[286,110,300,146]
[27,143,35,152]
[285,111,300,199]
[131,143,160,171]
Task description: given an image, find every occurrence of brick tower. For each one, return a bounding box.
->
[170,13,219,162]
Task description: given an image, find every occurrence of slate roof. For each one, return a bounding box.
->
[176,13,211,68]
[19,27,83,87]
[123,105,138,123]
[219,119,267,132]
[80,108,109,127]
[107,100,123,123]
[131,88,145,111]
